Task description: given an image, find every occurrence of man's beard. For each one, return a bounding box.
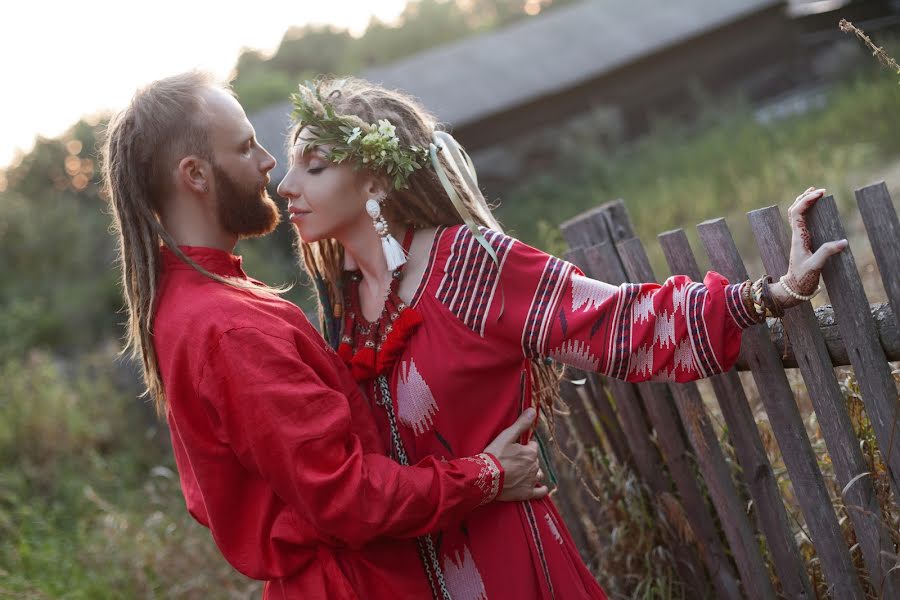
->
[213,163,281,239]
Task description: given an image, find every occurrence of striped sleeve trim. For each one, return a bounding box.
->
[522,256,574,358]
[725,281,758,329]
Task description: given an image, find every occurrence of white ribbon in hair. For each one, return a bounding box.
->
[429,130,505,316]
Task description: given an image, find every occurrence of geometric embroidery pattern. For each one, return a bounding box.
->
[632,291,655,325]
[443,546,488,600]
[461,453,501,506]
[544,512,563,545]
[549,339,600,372]
[672,282,689,315]
[437,226,514,337]
[628,343,654,379]
[651,366,677,382]
[653,310,675,349]
[674,338,695,374]
[396,358,439,436]
[571,274,617,312]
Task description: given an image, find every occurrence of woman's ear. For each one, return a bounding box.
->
[177,155,211,195]
[360,172,390,200]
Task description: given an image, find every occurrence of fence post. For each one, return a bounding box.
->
[656,229,780,599]
[857,182,900,316]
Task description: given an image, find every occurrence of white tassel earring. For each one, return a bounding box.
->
[365,192,407,271]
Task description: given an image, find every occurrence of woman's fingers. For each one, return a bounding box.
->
[789,188,825,223]
[531,485,550,500]
[792,186,816,206]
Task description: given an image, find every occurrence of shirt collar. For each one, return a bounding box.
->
[161,245,247,279]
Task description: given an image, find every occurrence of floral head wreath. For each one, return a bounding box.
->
[290,80,504,299]
[289,81,430,191]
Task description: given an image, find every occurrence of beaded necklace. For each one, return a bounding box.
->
[337,228,423,381]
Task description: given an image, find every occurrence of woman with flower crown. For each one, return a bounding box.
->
[276,77,846,600]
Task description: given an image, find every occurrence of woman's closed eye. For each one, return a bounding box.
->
[307,166,326,174]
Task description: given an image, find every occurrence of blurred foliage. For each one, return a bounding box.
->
[497,58,900,275]
[0,349,260,597]
[231,0,576,112]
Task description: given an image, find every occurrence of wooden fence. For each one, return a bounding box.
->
[549,181,900,599]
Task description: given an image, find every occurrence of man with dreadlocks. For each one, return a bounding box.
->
[278,76,849,600]
[101,71,550,599]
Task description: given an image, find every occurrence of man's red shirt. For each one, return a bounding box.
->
[153,246,503,599]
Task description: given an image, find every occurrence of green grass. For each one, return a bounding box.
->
[0,351,261,598]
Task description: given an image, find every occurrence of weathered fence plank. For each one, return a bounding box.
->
[804,196,900,503]
[661,220,811,599]
[616,237,745,600]
[857,181,900,316]
[747,207,900,597]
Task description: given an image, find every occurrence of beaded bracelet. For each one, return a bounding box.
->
[779,274,820,302]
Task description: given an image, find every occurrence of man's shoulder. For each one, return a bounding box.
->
[155,275,299,344]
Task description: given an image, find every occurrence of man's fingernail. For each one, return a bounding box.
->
[525,408,536,418]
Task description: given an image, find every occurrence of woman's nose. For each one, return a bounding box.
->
[276,175,296,200]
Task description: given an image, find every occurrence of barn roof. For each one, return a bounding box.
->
[253,0,782,181]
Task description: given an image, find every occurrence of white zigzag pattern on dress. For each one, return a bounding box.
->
[653,310,675,349]
[571,275,617,312]
[672,283,688,315]
[674,338,694,373]
[632,292,655,325]
[396,359,438,436]
[549,339,600,371]
[544,513,563,544]
[651,366,677,382]
[443,546,488,600]
[629,344,654,379]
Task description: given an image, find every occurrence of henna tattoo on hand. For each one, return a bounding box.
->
[798,223,813,254]
[787,270,820,296]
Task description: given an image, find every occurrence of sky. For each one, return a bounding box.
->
[0,0,409,170]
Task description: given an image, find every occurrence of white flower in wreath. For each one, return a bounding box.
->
[376,118,396,138]
[346,126,362,144]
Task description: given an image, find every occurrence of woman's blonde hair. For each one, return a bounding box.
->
[292,76,563,414]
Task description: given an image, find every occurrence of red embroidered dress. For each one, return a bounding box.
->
[339,225,756,600]
[153,246,505,600]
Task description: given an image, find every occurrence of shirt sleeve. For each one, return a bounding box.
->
[197,326,503,549]
[436,226,757,383]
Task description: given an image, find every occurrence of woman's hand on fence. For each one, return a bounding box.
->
[774,187,849,308]
[484,408,550,501]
